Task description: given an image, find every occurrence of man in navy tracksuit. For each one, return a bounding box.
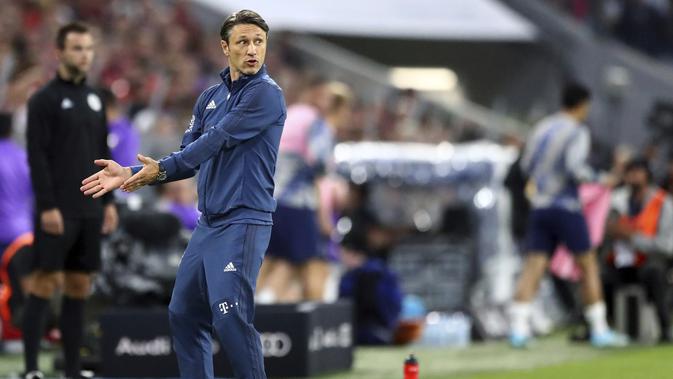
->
[81,10,286,379]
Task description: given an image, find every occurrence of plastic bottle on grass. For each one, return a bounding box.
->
[404,354,419,379]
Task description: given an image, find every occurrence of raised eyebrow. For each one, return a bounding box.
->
[237,34,265,41]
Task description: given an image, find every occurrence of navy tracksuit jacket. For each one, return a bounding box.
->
[137,65,286,379]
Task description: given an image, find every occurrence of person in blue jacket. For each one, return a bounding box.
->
[80,10,286,379]
[338,227,402,345]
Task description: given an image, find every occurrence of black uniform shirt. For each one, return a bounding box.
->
[27,74,112,218]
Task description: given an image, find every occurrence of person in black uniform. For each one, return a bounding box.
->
[23,22,118,379]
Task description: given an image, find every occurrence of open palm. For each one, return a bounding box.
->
[81,159,130,198]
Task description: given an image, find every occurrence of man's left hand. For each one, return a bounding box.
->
[102,203,118,234]
[120,154,160,192]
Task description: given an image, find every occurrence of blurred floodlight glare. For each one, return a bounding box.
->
[413,210,433,232]
[351,166,368,184]
[389,67,458,91]
[336,217,353,235]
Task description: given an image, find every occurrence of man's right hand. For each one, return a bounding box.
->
[600,172,620,189]
[81,159,131,199]
[41,208,64,235]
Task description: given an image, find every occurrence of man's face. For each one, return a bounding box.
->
[221,24,267,77]
[625,167,649,190]
[57,32,95,76]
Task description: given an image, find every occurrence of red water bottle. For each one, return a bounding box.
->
[404,354,419,379]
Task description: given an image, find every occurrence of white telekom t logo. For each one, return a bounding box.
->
[219,301,238,315]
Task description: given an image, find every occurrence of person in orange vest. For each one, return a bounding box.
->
[604,157,673,343]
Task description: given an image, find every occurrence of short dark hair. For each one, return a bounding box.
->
[625,157,653,180]
[56,22,90,50]
[561,83,591,109]
[0,113,12,138]
[220,10,269,43]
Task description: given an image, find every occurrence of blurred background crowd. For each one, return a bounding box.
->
[546,0,673,59]
[3,0,673,356]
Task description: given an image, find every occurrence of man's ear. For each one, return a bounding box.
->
[220,40,229,57]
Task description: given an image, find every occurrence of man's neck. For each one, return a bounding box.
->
[58,65,85,84]
[562,110,581,123]
[227,64,264,83]
[632,185,648,202]
[229,64,242,82]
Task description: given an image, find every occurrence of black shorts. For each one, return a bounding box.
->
[33,217,103,272]
[525,208,591,255]
[267,204,322,265]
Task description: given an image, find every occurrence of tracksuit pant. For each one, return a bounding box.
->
[168,220,271,379]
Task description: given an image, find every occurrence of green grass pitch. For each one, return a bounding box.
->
[1,335,672,378]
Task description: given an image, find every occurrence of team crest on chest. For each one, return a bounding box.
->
[87,93,102,112]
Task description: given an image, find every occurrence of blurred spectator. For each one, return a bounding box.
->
[101,87,140,167]
[155,179,199,232]
[0,112,32,256]
[415,107,449,143]
[604,158,673,342]
[376,89,419,141]
[661,157,673,194]
[614,0,670,57]
[547,0,673,59]
[141,113,182,159]
[338,230,403,345]
[325,81,354,143]
[318,82,354,261]
[504,151,531,246]
[509,83,628,348]
[641,139,669,182]
[258,74,334,302]
[339,183,398,261]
